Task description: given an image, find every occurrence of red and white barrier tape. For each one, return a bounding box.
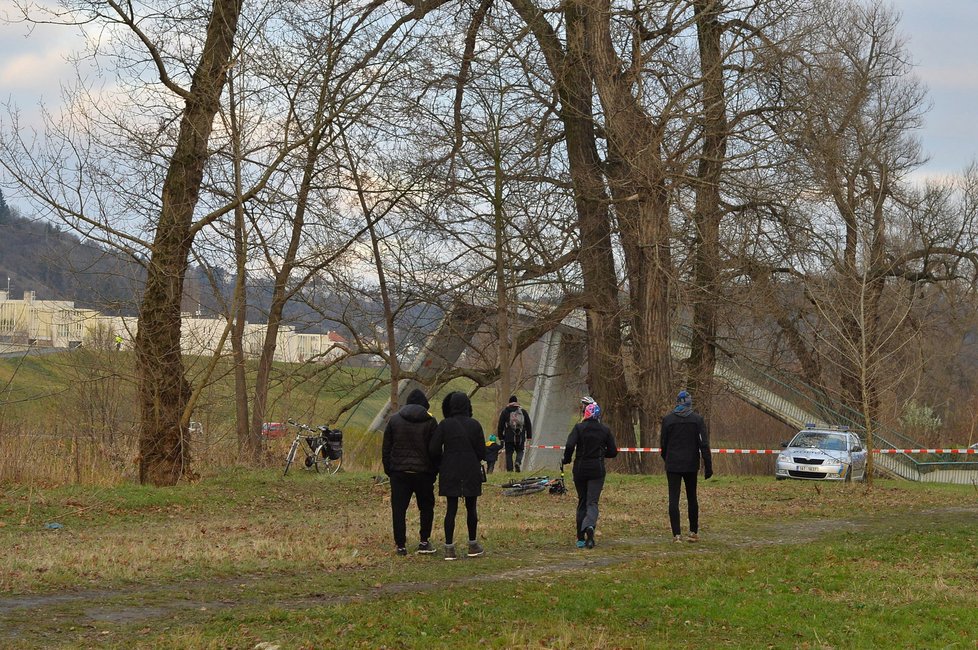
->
[876,448,978,454]
[528,444,978,455]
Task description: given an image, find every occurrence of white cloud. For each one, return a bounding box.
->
[0,48,72,93]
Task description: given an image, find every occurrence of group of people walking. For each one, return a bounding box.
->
[382,387,713,559]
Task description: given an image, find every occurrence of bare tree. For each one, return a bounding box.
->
[503,0,635,464]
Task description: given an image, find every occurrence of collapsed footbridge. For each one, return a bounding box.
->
[370,303,978,484]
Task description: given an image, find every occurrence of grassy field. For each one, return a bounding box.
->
[0,350,518,484]
[1,471,976,648]
[0,350,791,488]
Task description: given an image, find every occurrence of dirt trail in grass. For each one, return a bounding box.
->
[1,506,975,639]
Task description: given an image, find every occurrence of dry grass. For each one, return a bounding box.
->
[6,469,972,596]
[1,470,976,649]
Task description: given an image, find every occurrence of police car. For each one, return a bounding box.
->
[775,425,867,482]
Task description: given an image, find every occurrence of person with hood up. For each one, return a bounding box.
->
[660,390,713,543]
[383,388,439,556]
[562,396,618,549]
[429,391,487,560]
[496,395,533,472]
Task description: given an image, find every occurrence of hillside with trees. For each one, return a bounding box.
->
[0,191,144,313]
[0,190,440,342]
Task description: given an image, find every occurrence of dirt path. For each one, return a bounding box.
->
[1,506,974,643]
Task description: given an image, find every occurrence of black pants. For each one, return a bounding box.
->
[444,495,478,545]
[574,475,605,538]
[390,472,436,548]
[504,442,525,471]
[667,471,699,536]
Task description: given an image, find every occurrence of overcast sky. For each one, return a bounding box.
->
[1,0,975,182]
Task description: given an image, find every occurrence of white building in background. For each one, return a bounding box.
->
[0,290,99,348]
[0,289,347,364]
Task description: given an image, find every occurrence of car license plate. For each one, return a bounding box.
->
[797,465,821,472]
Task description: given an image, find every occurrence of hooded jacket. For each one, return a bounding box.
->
[660,408,712,474]
[429,391,486,497]
[382,388,437,475]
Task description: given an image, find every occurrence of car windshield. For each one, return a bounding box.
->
[789,432,847,451]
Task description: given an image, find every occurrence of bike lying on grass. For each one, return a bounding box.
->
[500,465,567,496]
[283,419,343,476]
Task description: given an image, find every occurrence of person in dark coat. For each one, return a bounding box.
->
[429,391,487,560]
[382,388,438,556]
[496,395,533,472]
[660,390,713,543]
[485,435,501,474]
[562,397,618,549]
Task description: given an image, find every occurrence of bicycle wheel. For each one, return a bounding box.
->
[501,476,548,488]
[308,443,326,473]
[283,439,300,476]
[503,483,546,496]
[322,454,342,475]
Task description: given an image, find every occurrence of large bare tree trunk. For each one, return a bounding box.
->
[136,0,244,485]
[505,0,634,462]
[582,0,673,469]
[563,2,634,462]
[493,144,513,411]
[687,0,729,419]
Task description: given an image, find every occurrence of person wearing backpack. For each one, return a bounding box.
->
[562,397,618,549]
[496,395,533,472]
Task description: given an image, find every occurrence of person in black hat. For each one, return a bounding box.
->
[383,388,439,556]
[496,395,533,472]
[660,390,713,543]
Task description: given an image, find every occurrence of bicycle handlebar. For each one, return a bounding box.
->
[286,420,341,434]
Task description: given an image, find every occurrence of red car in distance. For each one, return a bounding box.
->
[261,422,288,438]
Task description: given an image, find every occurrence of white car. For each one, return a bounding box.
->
[775,426,867,482]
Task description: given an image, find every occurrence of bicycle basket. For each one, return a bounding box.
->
[320,427,343,460]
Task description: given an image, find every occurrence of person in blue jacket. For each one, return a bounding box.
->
[561,396,618,549]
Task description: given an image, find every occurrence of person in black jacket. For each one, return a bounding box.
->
[383,388,438,556]
[496,395,533,472]
[562,397,618,549]
[660,390,713,543]
[429,391,487,560]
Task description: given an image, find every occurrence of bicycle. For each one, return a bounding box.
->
[500,464,567,496]
[283,419,343,476]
